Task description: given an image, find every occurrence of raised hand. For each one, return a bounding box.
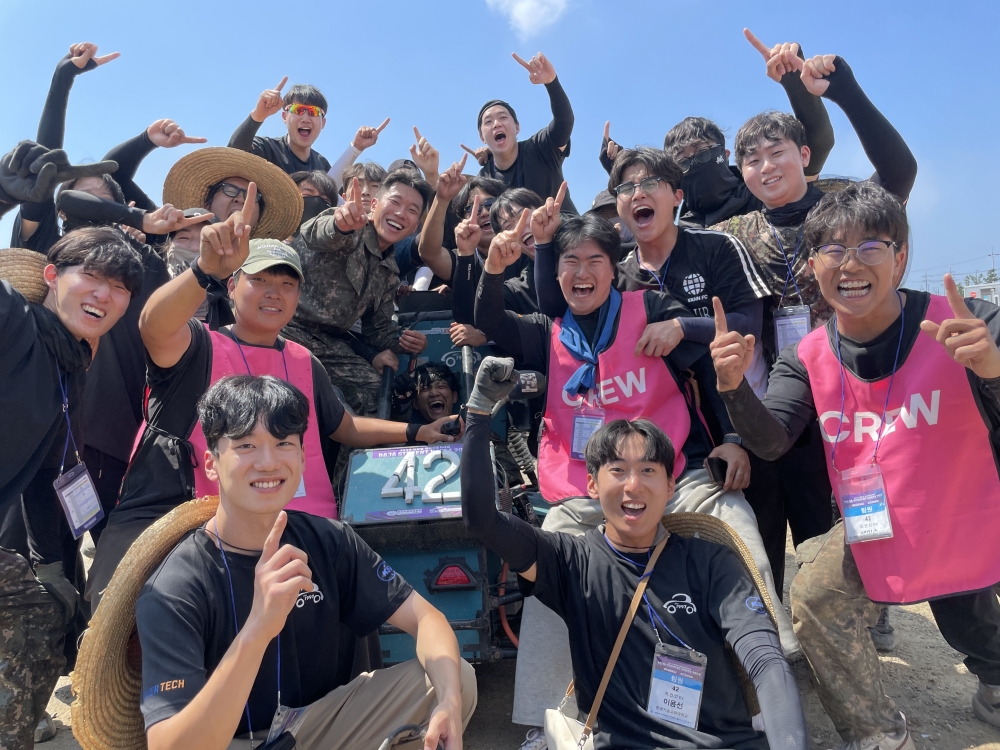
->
[800,54,838,96]
[512,51,556,85]
[353,118,390,151]
[409,127,440,178]
[485,208,529,274]
[142,203,214,235]
[529,180,566,246]
[460,143,490,167]
[197,182,255,278]
[743,29,802,83]
[0,141,117,204]
[468,356,518,413]
[709,296,756,392]
[436,154,468,202]
[454,194,483,256]
[334,178,370,233]
[244,512,313,643]
[146,119,208,149]
[920,274,1000,379]
[635,319,684,358]
[68,42,120,70]
[251,76,288,123]
[603,121,621,164]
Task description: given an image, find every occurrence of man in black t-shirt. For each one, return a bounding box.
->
[461,361,806,750]
[135,375,476,750]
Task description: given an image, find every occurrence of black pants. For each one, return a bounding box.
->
[930,585,1000,684]
[80,446,129,544]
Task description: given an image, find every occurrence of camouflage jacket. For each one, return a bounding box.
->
[290,213,402,354]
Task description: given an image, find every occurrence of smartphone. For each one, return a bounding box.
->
[704,457,728,485]
[441,417,463,437]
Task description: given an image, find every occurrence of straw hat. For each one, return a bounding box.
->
[72,496,220,750]
[162,148,303,241]
[0,248,49,303]
[660,512,777,715]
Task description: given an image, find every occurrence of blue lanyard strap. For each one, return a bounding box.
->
[830,291,905,472]
[769,224,804,304]
[637,252,669,292]
[54,362,80,475]
[231,330,290,382]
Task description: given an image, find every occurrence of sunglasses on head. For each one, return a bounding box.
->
[284,103,325,118]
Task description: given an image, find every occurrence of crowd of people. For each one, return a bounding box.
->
[0,30,998,750]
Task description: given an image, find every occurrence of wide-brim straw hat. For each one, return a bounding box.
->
[0,248,48,303]
[162,147,303,241]
[72,496,220,750]
[660,512,777,716]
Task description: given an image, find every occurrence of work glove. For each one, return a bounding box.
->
[34,561,79,625]
[0,140,117,205]
[468,356,519,413]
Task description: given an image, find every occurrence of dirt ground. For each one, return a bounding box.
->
[45,534,1000,750]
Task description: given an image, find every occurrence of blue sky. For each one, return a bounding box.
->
[1,0,996,291]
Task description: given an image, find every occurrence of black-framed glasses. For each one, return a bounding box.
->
[463,197,496,217]
[813,240,897,268]
[612,176,666,198]
[214,182,264,204]
[677,144,724,173]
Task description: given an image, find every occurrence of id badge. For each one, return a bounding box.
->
[646,642,707,730]
[571,403,605,461]
[52,463,104,539]
[836,465,894,544]
[773,305,811,354]
[293,474,307,499]
[266,704,307,745]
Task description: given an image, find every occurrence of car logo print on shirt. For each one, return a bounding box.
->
[296,582,324,608]
[663,593,697,614]
[681,273,706,297]
[377,561,396,582]
[746,596,766,614]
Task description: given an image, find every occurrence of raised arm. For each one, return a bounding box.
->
[229,76,287,152]
[417,155,467,281]
[37,43,119,148]
[300,178,369,254]
[475,209,533,360]
[106,120,207,211]
[512,52,573,151]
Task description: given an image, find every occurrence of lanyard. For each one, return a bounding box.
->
[602,534,693,650]
[830,291,905,472]
[769,224,804,305]
[232,331,290,382]
[212,520,281,747]
[55,361,80,476]
[637,252,670,293]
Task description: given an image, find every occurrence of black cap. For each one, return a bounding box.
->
[589,190,617,212]
[388,158,421,174]
[477,99,518,130]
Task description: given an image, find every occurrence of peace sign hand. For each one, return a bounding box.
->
[512,51,557,85]
[920,274,1000,379]
[743,29,803,83]
[800,54,838,96]
[485,208,530,274]
[197,183,255,278]
[409,127,440,178]
[436,154,468,203]
[709,296,756,392]
[334,178,370,233]
[454,194,482,257]
[353,118,390,151]
[530,180,566,246]
[68,42,120,71]
[251,76,288,123]
[146,119,208,149]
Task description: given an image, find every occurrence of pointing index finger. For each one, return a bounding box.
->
[261,510,287,565]
[413,125,423,142]
[375,117,390,133]
[553,181,568,211]
[456,152,468,172]
[713,297,729,336]
[469,194,480,221]
[514,207,530,235]
[511,52,533,70]
[603,121,611,141]
[743,28,771,59]
[944,273,975,319]
[275,75,288,92]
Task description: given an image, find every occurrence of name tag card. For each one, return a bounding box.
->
[773,305,812,354]
[837,465,894,544]
[571,405,606,461]
[647,643,707,730]
[53,463,104,539]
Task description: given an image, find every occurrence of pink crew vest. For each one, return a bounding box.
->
[188,329,338,518]
[797,295,1000,603]
[538,291,691,502]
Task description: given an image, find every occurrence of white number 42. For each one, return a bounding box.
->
[381,450,461,504]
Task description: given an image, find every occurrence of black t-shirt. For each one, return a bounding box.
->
[229,115,332,175]
[524,529,773,750]
[617,228,769,318]
[114,323,345,521]
[136,512,413,734]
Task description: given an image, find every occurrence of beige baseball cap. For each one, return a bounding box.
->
[240,239,304,282]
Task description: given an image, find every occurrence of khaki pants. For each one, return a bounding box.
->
[228,660,477,750]
[511,467,797,726]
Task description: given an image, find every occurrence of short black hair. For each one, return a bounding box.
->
[608,146,683,196]
[450,176,506,219]
[283,84,328,114]
[290,170,339,206]
[198,374,310,455]
[490,188,543,234]
[56,173,126,206]
[340,162,388,196]
[47,226,143,296]
[234,264,301,282]
[412,362,459,396]
[734,111,806,169]
[377,170,435,214]
[585,419,675,478]
[804,181,909,252]
[553,213,623,266]
[663,117,726,157]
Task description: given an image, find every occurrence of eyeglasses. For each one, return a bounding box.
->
[463,198,496,217]
[677,144,724,173]
[613,176,666,198]
[813,240,897,268]
[284,103,326,118]
[215,182,264,204]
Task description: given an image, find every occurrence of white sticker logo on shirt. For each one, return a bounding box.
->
[295,583,324,608]
[681,274,706,298]
[663,593,697,614]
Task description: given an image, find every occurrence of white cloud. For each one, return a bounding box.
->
[485,0,569,38]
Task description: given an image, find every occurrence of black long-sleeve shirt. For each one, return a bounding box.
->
[103,130,158,211]
[451,253,537,324]
[228,115,331,175]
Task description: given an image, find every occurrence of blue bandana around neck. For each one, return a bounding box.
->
[559,288,623,396]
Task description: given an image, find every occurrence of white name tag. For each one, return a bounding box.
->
[773,305,811,355]
[53,463,104,539]
[571,406,605,461]
[837,465,894,544]
[647,643,707,730]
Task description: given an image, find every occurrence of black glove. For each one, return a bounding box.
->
[34,561,79,625]
[0,140,118,205]
[467,356,518,413]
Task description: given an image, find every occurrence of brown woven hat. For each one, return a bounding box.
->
[162,147,303,241]
[0,248,49,303]
[72,496,220,750]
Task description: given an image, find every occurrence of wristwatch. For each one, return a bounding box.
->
[722,434,745,448]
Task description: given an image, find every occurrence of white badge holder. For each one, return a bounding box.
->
[646,642,708,729]
[772,304,811,355]
[836,464,894,544]
[571,403,605,461]
[53,463,105,539]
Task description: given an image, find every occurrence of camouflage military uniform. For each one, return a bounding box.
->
[284,215,405,417]
[0,549,65,750]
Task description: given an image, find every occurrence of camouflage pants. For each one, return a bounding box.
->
[0,550,65,750]
[282,327,384,418]
[791,521,1000,741]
